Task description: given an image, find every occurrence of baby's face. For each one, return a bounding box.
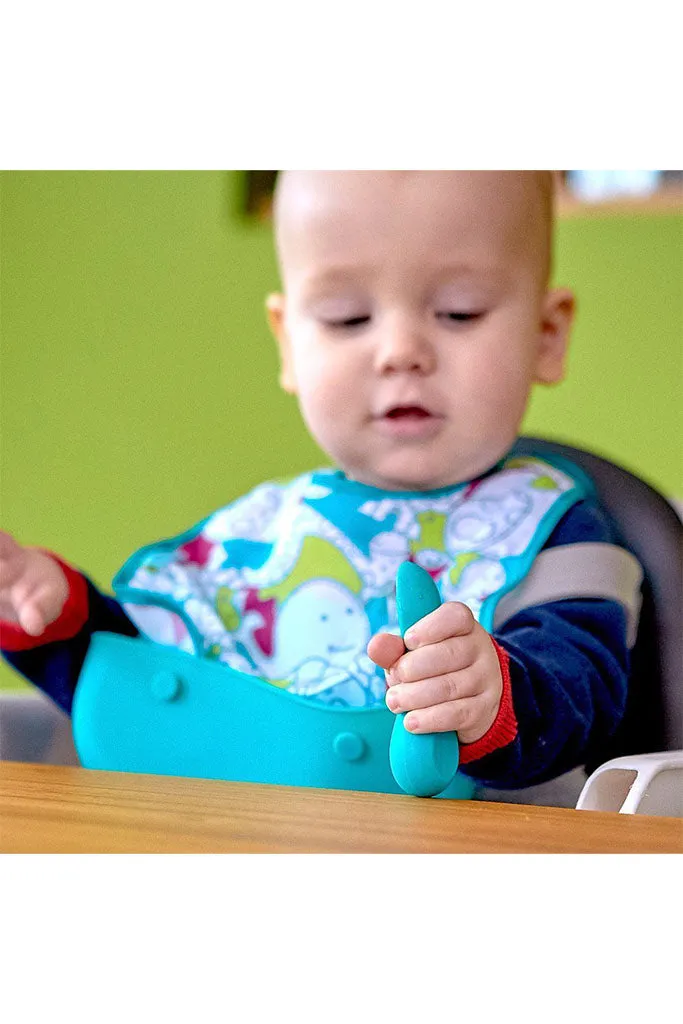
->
[269,171,573,491]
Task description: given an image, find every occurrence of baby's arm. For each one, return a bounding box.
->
[0,531,139,713]
[469,594,628,789]
[370,499,632,789]
[465,498,632,788]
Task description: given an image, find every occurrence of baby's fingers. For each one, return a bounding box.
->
[17,599,50,637]
[386,666,483,713]
[402,696,483,735]
[390,633,477,683]
[404,601,475,649]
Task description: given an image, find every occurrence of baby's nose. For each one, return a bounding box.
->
[374,321,435,375]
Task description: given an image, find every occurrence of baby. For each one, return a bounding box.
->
[0,171,636,791]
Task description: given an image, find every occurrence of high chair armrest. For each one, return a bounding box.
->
[576,751,683,817]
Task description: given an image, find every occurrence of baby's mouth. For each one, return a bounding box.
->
[374,404,444,438]
[384,405,433,420]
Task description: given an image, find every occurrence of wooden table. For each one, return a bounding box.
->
[1,761,681,853]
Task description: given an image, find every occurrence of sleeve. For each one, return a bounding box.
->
[457,498,632,789]
[1,556,139,715]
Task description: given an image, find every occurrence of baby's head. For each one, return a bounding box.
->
[267,171,574,492]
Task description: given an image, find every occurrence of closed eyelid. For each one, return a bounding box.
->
[435,310,484,320]
[309,297,371,319]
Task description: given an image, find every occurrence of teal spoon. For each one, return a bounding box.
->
[389,561,460,797]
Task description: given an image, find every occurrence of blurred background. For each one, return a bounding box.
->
[1,170,682,698]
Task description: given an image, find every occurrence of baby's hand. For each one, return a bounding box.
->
[0,531,69,636]
[367,602,503,743]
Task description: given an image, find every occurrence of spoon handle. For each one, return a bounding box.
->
[389,561,460,797]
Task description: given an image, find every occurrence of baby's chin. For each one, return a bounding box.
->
[339,441,515,492]
[341,458,471,493]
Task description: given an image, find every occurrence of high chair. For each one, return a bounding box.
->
[512,438,683,817]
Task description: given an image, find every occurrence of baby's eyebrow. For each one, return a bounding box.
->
[431,262,511,283]
[298,268,373,303]
[301,265,373,288]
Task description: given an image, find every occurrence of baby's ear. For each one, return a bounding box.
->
[265,293,297,394]
[534,288,576,385]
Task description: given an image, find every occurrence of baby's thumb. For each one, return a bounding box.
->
[17,581,66,636]
[367,631,405,671]
[17,602,49,637]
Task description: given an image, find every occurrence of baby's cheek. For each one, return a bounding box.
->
[304,378,351,425]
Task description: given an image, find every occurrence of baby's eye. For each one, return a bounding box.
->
[324,315,371,330]
[436,311,483,324]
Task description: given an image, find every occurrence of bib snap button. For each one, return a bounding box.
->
[150,671,182,702]
[333,731,365,762]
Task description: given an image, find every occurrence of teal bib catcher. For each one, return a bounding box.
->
[73,454,588,796]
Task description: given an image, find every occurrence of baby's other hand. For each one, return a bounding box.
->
[0,531,69,636]
[367,602,503,743]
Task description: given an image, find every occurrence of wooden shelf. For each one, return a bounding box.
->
[558,184,683,218]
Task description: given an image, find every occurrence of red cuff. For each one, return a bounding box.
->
[458,638,518,764]
[0,554,89,651]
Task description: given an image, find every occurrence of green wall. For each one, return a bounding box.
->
[525,208,682,488]
[1,172,681,693]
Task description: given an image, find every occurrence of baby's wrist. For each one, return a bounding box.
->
[458,639,518,763]
[457,691,503,745]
